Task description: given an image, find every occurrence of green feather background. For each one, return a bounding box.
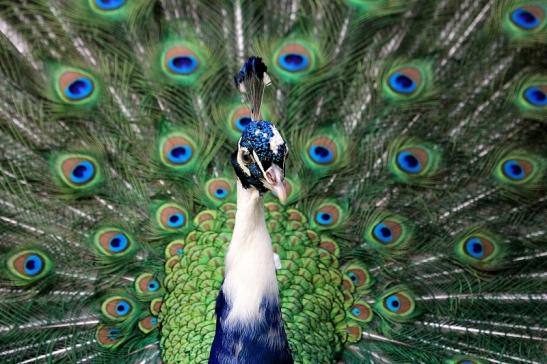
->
[0,0,546,363]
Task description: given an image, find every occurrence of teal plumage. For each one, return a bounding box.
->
[0,0,546,363]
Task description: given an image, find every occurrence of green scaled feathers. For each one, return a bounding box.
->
[160,202,350,364]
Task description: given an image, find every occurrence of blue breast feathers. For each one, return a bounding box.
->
[209,289,294,364]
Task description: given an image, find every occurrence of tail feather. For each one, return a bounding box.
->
[0,0,546,363]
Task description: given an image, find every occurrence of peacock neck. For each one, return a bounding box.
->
[222,181,279,326]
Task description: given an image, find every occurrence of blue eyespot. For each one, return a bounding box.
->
[511,8,541,30]
[148,279,160,292]
[309,145,334,164]
[235,117,252,132]
[385,294,401,312]
[315,212,333,225]
[168,55,199,75]
[107,328,120,340]
[108,234,128,253]
[176,248,184,256]
[465,237,485,259]
[502,160,525,181]
[524,86,547,107]
[115,300,131,316]
[278,53,310,72]
[70,160,95,184]
[95,0,126,11]
[388,72,417,94]
[24,255,44,276]
[167,213,185,228]
[64,77,94,100]
[348,272,357,282]
[351,307,362,316]
[396,151,422,174]
[167,145,193,164]
[214,188,228,199]
[150,317,158,325]
[373,223,393,244]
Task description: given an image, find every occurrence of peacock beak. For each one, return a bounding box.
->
[264,164,287,204]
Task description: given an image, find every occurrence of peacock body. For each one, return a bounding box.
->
[0,0,546,363]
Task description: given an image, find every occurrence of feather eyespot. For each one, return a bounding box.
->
[313,204,342,229]
[523,86,547,107]
[502,159,532,181]
[463,237,494,260]
[384,293,410,313]
[455,230,505,270]
[307,137,337,165]
[161,135,195,167]
[389,141,441,183]
[156,203,189,231]
[376,288,417,322]
[344,263,372,289]
[206,179,233,204]
[101,296,135,321]
[230,106,253,133]
[96,325,124,348]
[396,148,428,174]
[387,67,421,95]
[55,154,102,190]
[7,250,53,284]
[94,228,136,257]
[58,71,95,102]
[277,44,312,73]
[138,316,159,333]
[65,159,95,184]
[164,47,200,76]
[510,6,545,31]
[135,273,162,296]
[372,220,402,244]
[494,150,543,189]
[349,302,373,322]
[166,239,185,258]
[94,0,126,10]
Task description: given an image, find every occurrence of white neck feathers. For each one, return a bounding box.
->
[223,182,279,326]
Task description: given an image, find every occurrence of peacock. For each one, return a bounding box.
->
[0,0,546,363]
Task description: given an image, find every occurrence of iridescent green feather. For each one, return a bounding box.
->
[362,210,414,255]
[4,248,54,286]
[513,74,547,122]
[267,37,322,83]
[496,1,547,43]
[381,60,434,105]
[153,36,209,87]
[387,138,442,185]
[50,152,104,193]
[453,228,507,271]
[374,286,419,323]
[48,64,101,108]
[492,148,545,191]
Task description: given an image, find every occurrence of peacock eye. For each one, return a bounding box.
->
[242,151,253,164]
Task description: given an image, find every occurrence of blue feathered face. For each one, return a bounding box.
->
[231,120,288,203]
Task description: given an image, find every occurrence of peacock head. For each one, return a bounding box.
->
[231,120,288,203]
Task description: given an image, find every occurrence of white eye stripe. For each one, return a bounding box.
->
[237,140,251,176]
[253,150,267,177]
